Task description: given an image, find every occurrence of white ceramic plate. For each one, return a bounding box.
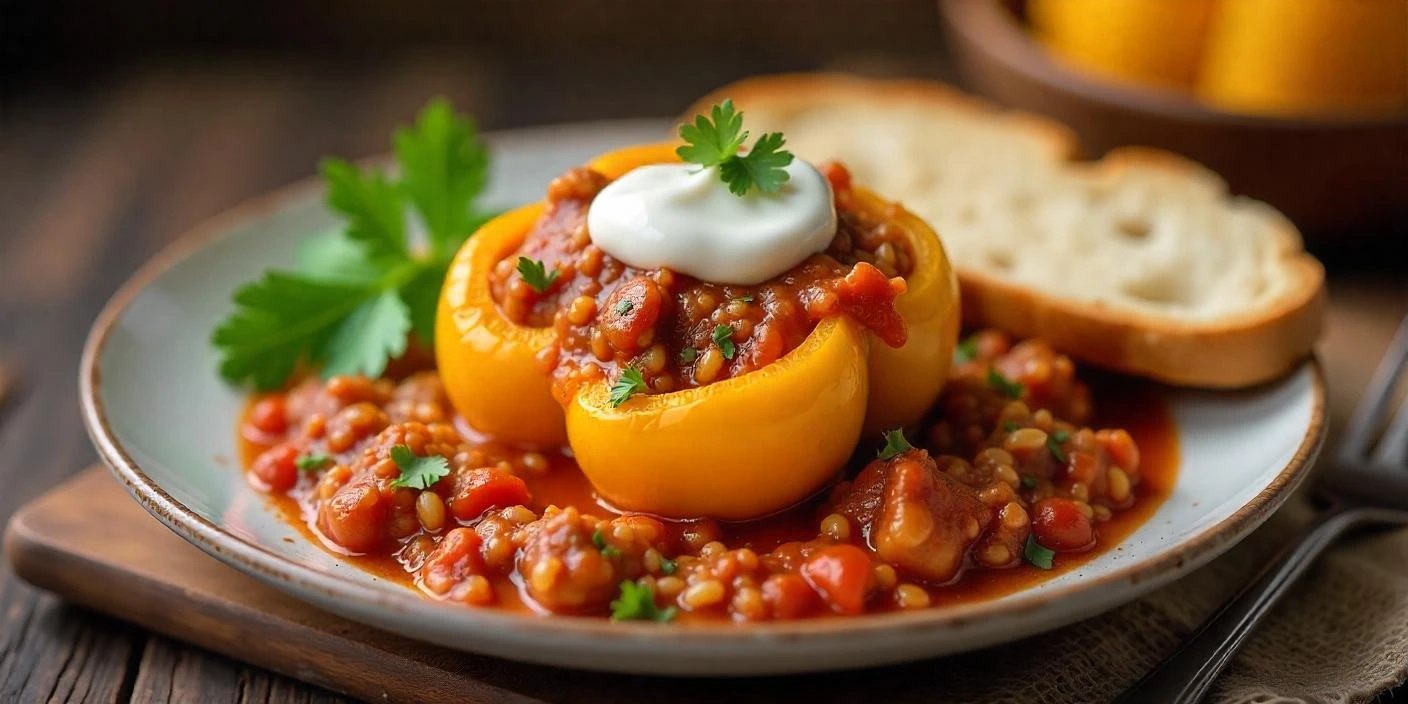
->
[80,120,1325,676]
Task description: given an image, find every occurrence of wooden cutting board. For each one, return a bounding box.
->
[4,467,962,704]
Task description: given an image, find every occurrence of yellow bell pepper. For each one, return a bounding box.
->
[437,204,565,446]
[1030,0,1216,91]
[437,144,958,518]
[568,316,870,519]
[1197,0,1408,116]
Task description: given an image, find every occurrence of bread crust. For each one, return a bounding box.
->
[683,73,1326,388]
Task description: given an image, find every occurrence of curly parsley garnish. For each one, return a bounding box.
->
[609,366,648,408]
[987,369,1026,399]
[610,580,676,622]
[388,444,450,490]
[658,555,678,576]
[677,100,795,196]
[615,299,634,316]
[877,428,914,460]
[711,324,736,360]
[1024,534,1055,570]
[212,98,497,389]
[679,347,698,365]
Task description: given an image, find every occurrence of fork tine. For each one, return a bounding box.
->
[1371,390,1408,467]
[1338,314,1408,465]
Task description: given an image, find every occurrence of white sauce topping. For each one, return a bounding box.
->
[584,160,837,286]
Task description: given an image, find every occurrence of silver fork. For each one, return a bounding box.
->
[1120,314,1408,703]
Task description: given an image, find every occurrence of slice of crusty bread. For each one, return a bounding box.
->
[685,73,1325,388]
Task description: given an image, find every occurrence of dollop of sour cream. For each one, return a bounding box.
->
[585,159,836,286]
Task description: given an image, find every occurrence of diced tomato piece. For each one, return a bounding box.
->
[250,444,299,492]
[836,262,907,348]
[450,468,531,521]
[800,544,874,615]
[762,574,821,620]
[1031,498,1095,552]
[248,396,289,435]
[600,277,662,355]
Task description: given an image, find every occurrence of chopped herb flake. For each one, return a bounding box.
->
[296,454,332,472]
[987,369,1026,399]
[1024,533,1055,570]
[516,257,559,294]
[609,366,648,407]
[711,324,736,360]
[610,580,676,622]
[877,428,914,460]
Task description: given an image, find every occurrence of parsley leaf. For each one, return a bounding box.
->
[718,131,793,196]
[877,428,914,460]
[516,257,559,294]
[659,555,677,576]
[955,335,979,364]
[320,158,407,263]
[388,444,450,490]
[212,272,369,390]
[609,367,648,407]
[1024,534,1055,570]
[296,454,331,472]
[616,299,634,315]
[1020,475,1038,490]
[1002,420,1021,433]
[319,291,411,378]
[593,529,622,559]
[711,324,736,359]
[394,98,492,257]
[610,580,676,622]
[676,100,747,167]
[679,347,698,365]
[1047,429,1070,465]
[677,100,795,196]
[735,294,755,303]
[987,369,1026,399]
[214,99,494,388]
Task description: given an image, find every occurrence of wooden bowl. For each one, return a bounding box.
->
[938,0,1408,240]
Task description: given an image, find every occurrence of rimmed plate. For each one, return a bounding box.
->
[80,119,1325,676]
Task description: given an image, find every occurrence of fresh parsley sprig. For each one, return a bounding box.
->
[677,100,794,197]
[516,256,560,294]
[609,366,648,408]
[388,444,451,490]
[610,580,676,622]
[213,98,497,389]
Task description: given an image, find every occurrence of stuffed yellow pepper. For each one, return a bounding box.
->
[438,105,958,519]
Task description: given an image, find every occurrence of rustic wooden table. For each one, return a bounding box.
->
[0,53,1404,702]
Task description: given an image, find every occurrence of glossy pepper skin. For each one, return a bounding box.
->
[437,204,565,446]
[437,144,958,518]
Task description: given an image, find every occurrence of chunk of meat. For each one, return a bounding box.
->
[835,450,991,584]
[516,507,621,613]
[318,475,392,554]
